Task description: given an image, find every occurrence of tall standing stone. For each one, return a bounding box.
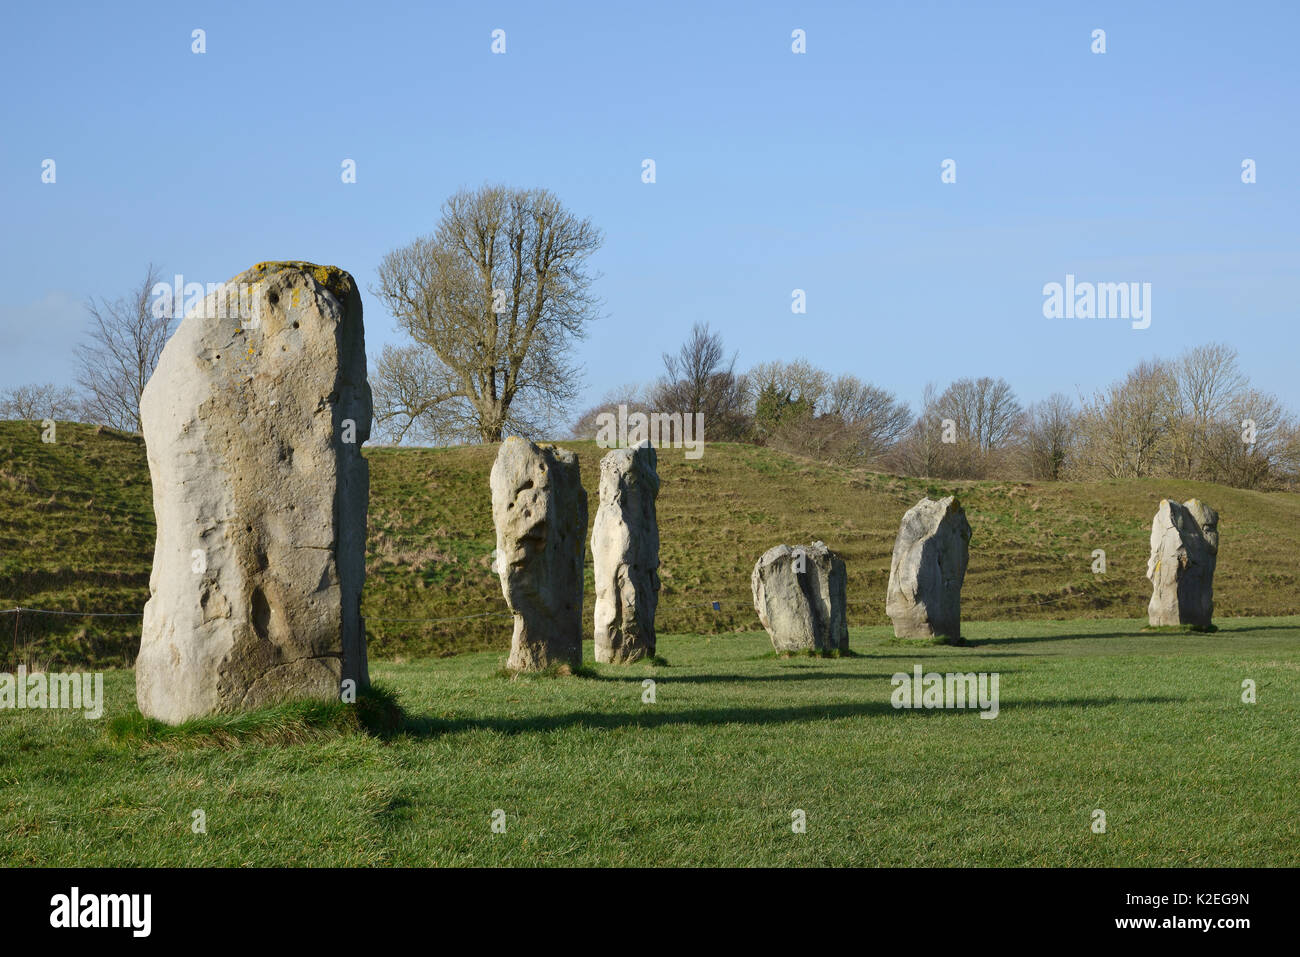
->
[1146,498,1219,628]
[491,437,588,671]
[886,496,971,641]
[592,441,660,664]
[751,541,848,653]
[136,262,372,724]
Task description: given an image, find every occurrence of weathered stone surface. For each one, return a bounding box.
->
[886,496,971,640]
[136,262,372,724]
[592,441,660,664]
[751,541,848,653]
[1146,498,1219,628]
[491,437,588,671]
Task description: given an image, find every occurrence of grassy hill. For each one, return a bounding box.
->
[3,420,1299,668]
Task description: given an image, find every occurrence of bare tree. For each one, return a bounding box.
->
[1167,342,1248,477]
[753,366,911,466]
[371,185,603,444]
[650,322,749,439]
[1074,359,1176,478]
[1021,393,1077,480]
[889,383,970,477]
[75,264,172,432]
[1277,418,1300,488]
[1201,388,1295,489]
[0,382,82,421]
[744,360,830,410]
[932,376,1023,454]
[369,342,478,444]
[568,383,653,440]
[822,374,912,460]
[893,376,1021,478]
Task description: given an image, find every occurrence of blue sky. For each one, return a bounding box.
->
[3,0,1297,421]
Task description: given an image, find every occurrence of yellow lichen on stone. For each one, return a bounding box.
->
[250,261,355,300]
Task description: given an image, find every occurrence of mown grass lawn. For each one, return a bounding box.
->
[1,616,1297,867]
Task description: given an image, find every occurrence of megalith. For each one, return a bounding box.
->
[592,441,661,664]
[751,541,848,653]
[1146,498,1219,628]
[136,262,372,724]
[886,496,971,640]
[491,437,588,671]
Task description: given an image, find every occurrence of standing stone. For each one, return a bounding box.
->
[592,441,661,664]
[491,437,588,671]
[1146,498,1219,628]
[751,541,848,653]
[136,262,372,724]
[886,496,971,640]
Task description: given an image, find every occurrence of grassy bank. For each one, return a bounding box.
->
[3,421,1298,667]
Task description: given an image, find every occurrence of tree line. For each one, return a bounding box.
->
[569,325,1300,490]
[4,183,1296,490]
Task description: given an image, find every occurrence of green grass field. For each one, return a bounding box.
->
[3,616,1296,867]
[3,421,1297,866]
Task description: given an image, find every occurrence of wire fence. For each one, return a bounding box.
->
[0,601,740,667]
[2,608,142,618]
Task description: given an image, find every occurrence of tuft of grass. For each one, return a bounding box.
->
[106,684,408,749]
[351,683,409,735]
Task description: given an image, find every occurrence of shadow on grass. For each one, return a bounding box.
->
[846,649,1035,659]
[400,694,1182,737]
[972,622,1300,646]
[1206,624,1300,635]
[968,619,1300,647]
[105,676,1187,749]
[577,668,1026,685]
[968,631,1138,646]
